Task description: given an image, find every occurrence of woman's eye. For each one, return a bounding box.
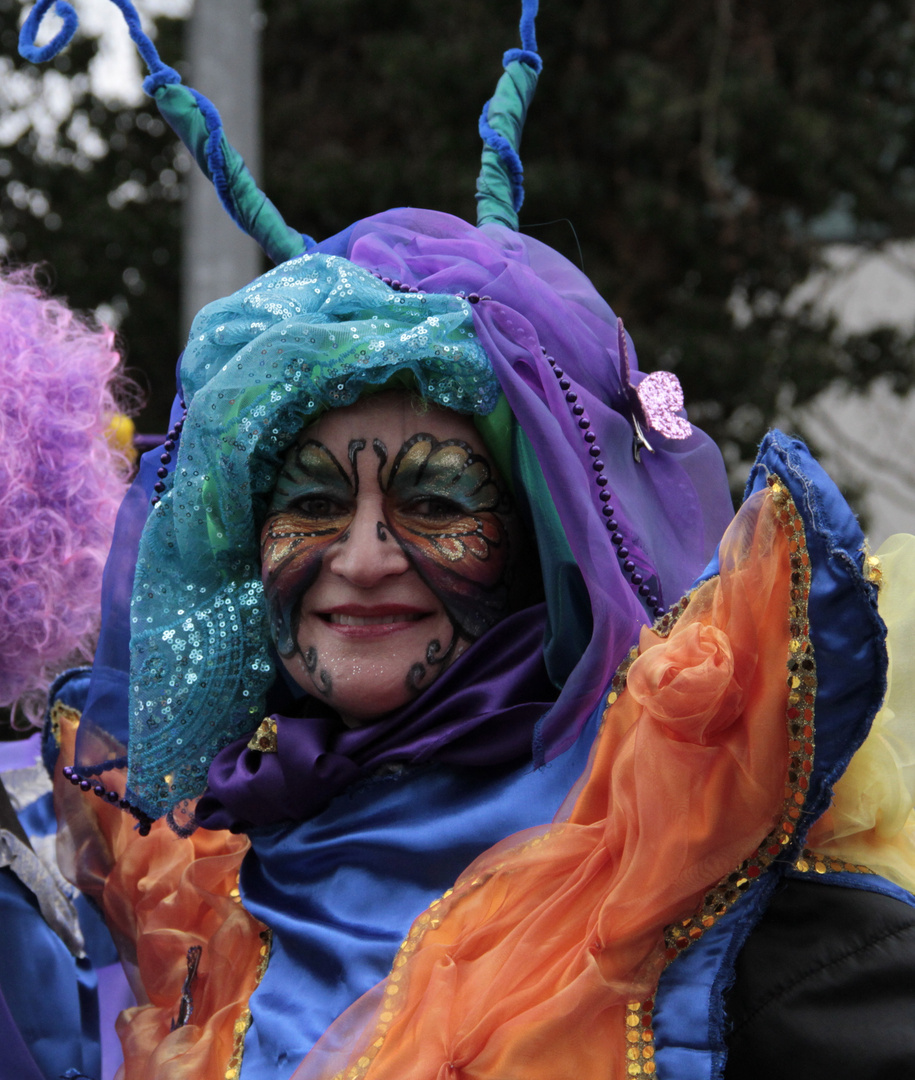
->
[292,496,346,518]
[406,497,465,521]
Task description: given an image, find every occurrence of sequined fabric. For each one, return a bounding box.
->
[129,254,499,819]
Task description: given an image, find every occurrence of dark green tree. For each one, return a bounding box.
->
[0,0,184,429]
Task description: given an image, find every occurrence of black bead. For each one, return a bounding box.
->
[592,460,604,471]
[467,293,480,303]
[106,790,120,804]
[559,379,571,391]
[584,431,596,443]
[648,595,659,607]
[79,779,92,792]
[639,584,651,597]
[160,453,171,465]
[624,560,635,573]
[599,490,612,502]
[606,519,618,530]
[153,481,166,493]
[578,418,590,429]
[618,546,630,558]
[595,476,608,487]
[566,392,578,405]
[93,784,106,798]
[611,533,623,545]
[632,573,644,585]
[589,446,601,457]
[553,368,564,379]
[601,506,614,518]
[156,467,168,479]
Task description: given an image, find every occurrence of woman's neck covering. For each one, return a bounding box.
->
[197,604,556,832]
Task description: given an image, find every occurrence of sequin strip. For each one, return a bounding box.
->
[49,700,81,750]
[329,828,558,1080]
[226,928,272,1080]
[624,476,816,1077]
[247,717,278,754]
[793,849,872,876]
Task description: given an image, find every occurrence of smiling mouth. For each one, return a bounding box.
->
[324,612,426,626]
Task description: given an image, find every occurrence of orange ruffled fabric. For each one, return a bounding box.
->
[293,487,793,1080]
[52,708,266,1080]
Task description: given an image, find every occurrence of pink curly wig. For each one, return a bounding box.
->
[0,267,132,724]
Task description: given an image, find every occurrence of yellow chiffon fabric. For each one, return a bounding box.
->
[807,533,915,890]
[292,486,796,1080]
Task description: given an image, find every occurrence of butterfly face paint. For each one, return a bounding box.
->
[260,392,517,725]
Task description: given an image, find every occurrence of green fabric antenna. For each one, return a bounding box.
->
[19,0,311,265]
[153,83,309,265]
[476,0,542,231]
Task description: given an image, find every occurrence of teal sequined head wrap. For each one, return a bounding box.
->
[128,254,500,819]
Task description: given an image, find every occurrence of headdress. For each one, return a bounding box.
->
[21,0,732,826]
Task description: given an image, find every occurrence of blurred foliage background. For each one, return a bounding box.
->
[2,0,915,489]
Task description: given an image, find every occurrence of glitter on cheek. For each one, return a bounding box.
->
[260,514,344,657]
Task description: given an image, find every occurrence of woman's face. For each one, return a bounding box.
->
[261,392,517,726]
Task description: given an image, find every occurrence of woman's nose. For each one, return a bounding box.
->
[327,498,409,586]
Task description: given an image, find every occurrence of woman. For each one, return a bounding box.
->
[49,211,915,1080]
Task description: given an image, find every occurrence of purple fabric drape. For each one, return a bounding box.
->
[198,605,556,831]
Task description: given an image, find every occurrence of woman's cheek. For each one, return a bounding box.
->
[260,513,342,657]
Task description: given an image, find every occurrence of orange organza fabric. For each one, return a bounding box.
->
[293,488,792,1080]
[53,710,265,1080]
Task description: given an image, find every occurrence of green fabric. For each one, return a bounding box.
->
[476,59,540,231]
[153,82,306,265]
[513,425,592,690]
[474,394,515,494]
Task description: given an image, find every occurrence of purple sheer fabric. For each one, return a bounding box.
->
[320,209,734,762]
[197,605,556,831]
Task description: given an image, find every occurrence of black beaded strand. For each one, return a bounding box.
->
[545,353,665,619]
[61,765,154,836]
[151,399,187,508]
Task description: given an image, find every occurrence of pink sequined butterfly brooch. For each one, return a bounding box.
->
[617,318,692,461]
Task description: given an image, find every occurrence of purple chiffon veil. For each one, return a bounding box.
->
[318,209,733,763]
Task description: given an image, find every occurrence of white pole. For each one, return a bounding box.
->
[182,0,263,336]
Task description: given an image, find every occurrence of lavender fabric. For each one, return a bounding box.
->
[315,209,733,762]
[197,605,555,831]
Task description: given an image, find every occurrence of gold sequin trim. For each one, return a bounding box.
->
[49,700,81,748]
[247,717,278,754]
[864,553,883,586]
[225,928,272,1080]
[793,849,872,876]
[624,999,658,1076]
[329,827,558,1080]
[623,476,817,1074]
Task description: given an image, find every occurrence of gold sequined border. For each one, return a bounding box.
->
[624,999,658,1076]
[49,699,81,748]
[794,849,872,876]
[330,825,560,1080]
[247,717,278,754]
[225,928,273,1080]
[624,476,817,1077]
